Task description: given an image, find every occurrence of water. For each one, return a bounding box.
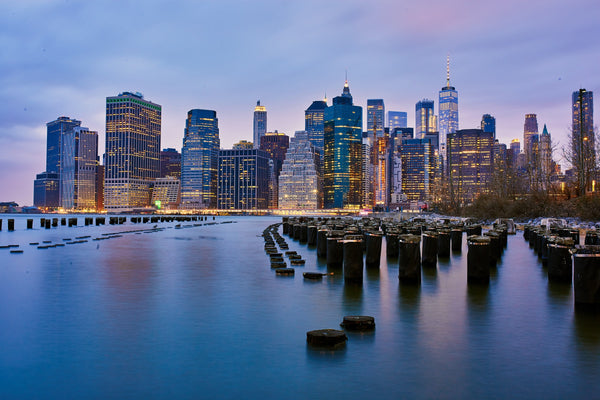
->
[0,215,599,399]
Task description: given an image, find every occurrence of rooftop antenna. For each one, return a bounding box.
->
[446,54,451,87]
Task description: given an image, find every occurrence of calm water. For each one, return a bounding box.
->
[0,215,599,399]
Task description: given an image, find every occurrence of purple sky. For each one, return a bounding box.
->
[1,0,599,206]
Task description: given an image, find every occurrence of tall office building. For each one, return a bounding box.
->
[253,100,267,149]
[305,98,327,155]
[509,139,521,169]
[218,148,269,210]
[60,126,98,210]
[180,109,220,209]
[415,99,437,139]
[278,131,322,209]
[400,138,435,203]
[572,88,595,193]
[160,148,182,178]
[523,113,539,165]
[447,129,494,205]
[481,114,496,137]
[367,99,385,140]
[539,124,554,183]
[388,111,408,131]
[323,80,363,209]
[34,116,82,208]
[260,131,290,209]
[104,92,161,210]
[438,56,458,142]
[33,172,59,208]
[373,134,391,208]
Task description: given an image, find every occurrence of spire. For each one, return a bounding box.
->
[446,54,451,87]
[323,92,327,103]
[542,124,549,135]
[342,71,351,97]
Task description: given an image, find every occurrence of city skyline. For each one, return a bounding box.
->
[1,0,599,205]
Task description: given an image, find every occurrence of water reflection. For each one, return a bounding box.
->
[547,281,572,304]
[343,282,363,309]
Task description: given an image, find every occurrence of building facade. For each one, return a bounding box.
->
[523,113,539,165]
[217,148,269,210]
[34,116,82,208]
[415,99,437,139]
[400,138,435,203]
[305,99,327,155]
[447,129,494,205]
[253,101,267,149]
[572,88,595,193]
[152,176,181,209]
[60,126,98,210]
[160,148,181,178]
[180,109,220,209]
[104,92,161,210]
[481,114,496,137]
[323,80,363,209]
[278,131,322,209]
[388,111,408,131]
[259,131,290,209]
[367,99,385,140]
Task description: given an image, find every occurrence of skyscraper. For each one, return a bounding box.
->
[572,88,595,193]
[60,126,98,210]
[481,114,496,137]
[438,56,458,142]
[305,99,327,155]
[160,148,182,178]
[388,111,408,131]
[104,92,161,210]
[253,100,267,149]
[217,148,269,210]
[415,99,437,139]
[278,131,322,209]
[367,99,385,139]
[180,109,220,209]
[523,113,539,164]
[447,129,494,205]
[259,131,290,209]
[539,124,553,184]
[400,138,434,203]
[323,79,363,209]
[46,116,82,176]
[34,116,82,208]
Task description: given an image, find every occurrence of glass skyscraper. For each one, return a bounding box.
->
[305,99,327,155]
[481,114,496,137]
[523,113,539,165]
[572,88,595,193]
[367,99,385,139]
[323,80,363,209]
[217,148,269,210]
[438,57,458,142]
[34,116,82,208]
[60,126,98,210]
[180,109,220,209]
[104,92,161,210]
[253,100,267,149]
[415,99,437,139]
[388,111,407,131]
